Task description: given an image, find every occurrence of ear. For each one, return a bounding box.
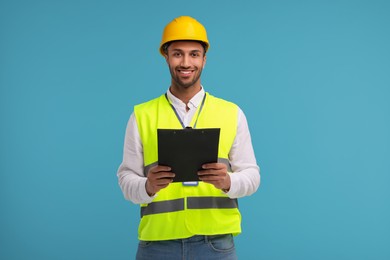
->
[164,54,169,64]
[203,55,207,68]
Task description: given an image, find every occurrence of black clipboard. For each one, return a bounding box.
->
[157,128,220,182]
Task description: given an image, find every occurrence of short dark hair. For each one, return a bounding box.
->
[162,41,207,56]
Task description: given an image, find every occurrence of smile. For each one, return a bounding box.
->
[178,70,194,75]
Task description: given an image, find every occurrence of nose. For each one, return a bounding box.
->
[181,54,190,68]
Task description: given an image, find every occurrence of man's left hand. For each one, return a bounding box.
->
[198,163,231,191]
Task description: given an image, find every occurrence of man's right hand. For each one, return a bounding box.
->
[145,165,175,196]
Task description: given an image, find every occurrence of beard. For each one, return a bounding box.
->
[169,65,203,89]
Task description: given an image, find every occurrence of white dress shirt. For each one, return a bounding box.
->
[117,88,260,204]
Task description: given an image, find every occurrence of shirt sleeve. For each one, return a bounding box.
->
[117,113,155,204]
[225,108,261,198]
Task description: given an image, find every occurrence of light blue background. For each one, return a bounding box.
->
[1,0,389,259]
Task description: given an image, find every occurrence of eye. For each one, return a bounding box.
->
[173,52,182,57]
[191,52,200,57]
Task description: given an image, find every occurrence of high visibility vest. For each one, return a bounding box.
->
[134,92,241,241]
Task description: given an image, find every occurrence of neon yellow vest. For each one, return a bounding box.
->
[134,92,241,241]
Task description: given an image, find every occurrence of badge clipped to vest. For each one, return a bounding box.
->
[157,128,220,186]
[183,181,199,186]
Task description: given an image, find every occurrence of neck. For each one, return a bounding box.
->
[169,84,202,105]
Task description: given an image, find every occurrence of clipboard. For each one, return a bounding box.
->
[157,128,220,182]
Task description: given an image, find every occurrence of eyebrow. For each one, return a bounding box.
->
[171,49,202,53]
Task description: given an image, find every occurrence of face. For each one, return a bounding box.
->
[165,41,206,90]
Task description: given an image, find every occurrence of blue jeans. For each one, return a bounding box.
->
[136,234,237,260]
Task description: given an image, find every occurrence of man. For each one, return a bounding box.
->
[117,16,260,260]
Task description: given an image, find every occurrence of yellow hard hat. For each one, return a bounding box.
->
[159,16,209,56]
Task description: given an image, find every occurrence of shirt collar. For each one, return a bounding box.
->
[166,86,205,109]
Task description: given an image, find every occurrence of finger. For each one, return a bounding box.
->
[155,179,173,187]
[198,169,224,176]
[146,173,175,194]
[155,172,175,179]
[149,176,175,186]
[198,172,218,177]
[151,166,171,173]
[199,175,223,181]
[201,163,217,169]
[202,163,226,170]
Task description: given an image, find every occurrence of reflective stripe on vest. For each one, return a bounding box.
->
[141,198,184,217]
[141,197,238,217]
